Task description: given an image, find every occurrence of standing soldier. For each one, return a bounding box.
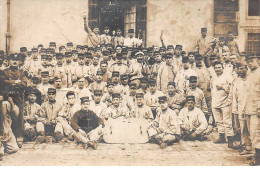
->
[123,29,142,48]
[211,61,234,148]
[214,37,229,62]
[226,31,240,55]
[195,28,214,68]
[166,82,185,114]
[84,16,101,48]
[100,26,112,45]
[244,55,260,165]
[150,51,162,78]
[38,71,53,103]
[112,28,124,47]
[173,45,183,71]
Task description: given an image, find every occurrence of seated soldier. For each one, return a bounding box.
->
[71,97,103,150]
[148,95,180,149]
[0,93,20,160]
[36,88,63,142]
[102,93,129,120]
[131,90,153,121]
[166,82,185,114]
[90,90,107,118]
[23,88,42,141]
[178,96,208,141]
[89,70,107,93]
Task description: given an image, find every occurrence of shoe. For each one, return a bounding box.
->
[213,133,226,144]
[227,136,234,149]
[54,132,64,142]
[160,142,167,149]
[36,136,46,143]
[249,148,260,166]
[67,134,74,141]
[88,141,97,150]
[240,149,253,155]
[82,143,88,149]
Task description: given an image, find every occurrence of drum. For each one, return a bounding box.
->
[103,117,151,143]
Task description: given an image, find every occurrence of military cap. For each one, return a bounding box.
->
[41,55,48,59]
[49,42,56,46]
[189,76,198,83]
[136,92,144,98]
[135,51,144,56]
[116,53,123,59]
[158,95,167,102]
[186,95,195,102]
[106,43,112,47]
[154,51,160,55]
[167,45,174,50]
[85,52,92,58]
[120,74,128,80]
[40,48,47,52]
[67,42,73,47]
[20,47,27,52]
[102,50,110,55]
[195,54,203,60]
[236,62,247,68]
[92,25,99,29]
[80,96,90,103]
[41,71,49,76]
[38,44,43,48]
[142,48,148,52]
[18,53,26,60]
[96,70,103,75]
[147,47,153,52]
[72,50,78,54]
[27,51,32,56]
[76,45,82,49]
[31,76,39,83]
[95,47,101,51]
[129,83,137,89]
[246,55,257,61]
[110,49,116,53]
[48,88,56,94]
[65,52,72,57]
[32,48,38,52]
[209,54,219,60]
[100,44,106,48]
[47,48,54,53]
[160,47,166,51]
[165,53,173,58]
[182,56,189,63]
[103,26,109,29]
[219,37,225,41]
[175,45,182,50]
[107,82,114,87]
[112,93,120,98]
[56,53,63,59]
[122,49,128,54]
[201,28,207,32]
[94,90,102,96]
[149,78,156,85]
[140,78,148,83]
[84,45,89,49]
[128,29,134,33]
[188,52,195,56]
[100,60,108,65]
[78,53,84,59]
[88,47,94,51]
[28,88,38,95]
[9,54,19,60]
[112,71,120,77]
[227,31,233,34]
[167,82,175,87]
[59,46,66,51]
[127,47,133,52]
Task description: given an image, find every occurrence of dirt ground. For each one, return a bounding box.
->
[0,139,250,166]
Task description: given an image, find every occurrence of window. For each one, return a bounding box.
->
[247,33,260,55]
[124,5,136,38]
[248,0,260,16]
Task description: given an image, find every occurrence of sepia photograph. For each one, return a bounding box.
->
[0,0,259,166]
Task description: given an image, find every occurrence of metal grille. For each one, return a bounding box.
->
[247,33,260,55]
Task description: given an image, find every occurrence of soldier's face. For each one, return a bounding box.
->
[167,49,174,54]
[57,58,64,65]
[94,94,102,103]
[3,59,9,66]
[55,79,62,89]
[117,58,122,64]
[93,28,99,34]
[159,100,168,111]
[129,33,134,38]
[67,95,75,105]
[78,80,85,88]
[0,95,4,101]
[230,55,237,65]
[228,34,233,40]
[121,78,128,85]
[72,53,78,61]
[9,59,18,67]
[81,101,89,111]
[188,55,195,63]
[149,84,157,93]
[214,64,224,75]
[247,59,258,71]
[78,58,85,65]
[238,66,247,77]
[160,50,166,54]
[155,54,162,62]
[104,28,109,34]
[183,63,189,70]
[61,49,66,55]
[93,57,99,65]
[219,40,224,46]
[175,48,181,55]
[136,97,144,107]
[116,30,122,36]
[187,100,195,110]
[66,57,72,63]
[108,86,114,93]
[130,88,136,96]
[189,82,197,89]
[67,46,73,52]
[41,76,49,84]
[141,82,148,89]
[112,76,119,83]
[196,60,203,67]
[137,55,143,63]
[41,59,48,66]
[201,31,207,37]
[100,63,107,72]
[96,74,102,82]
[48,93,56,101]
[28,94,37,103]
[167,85,175,95]
[103,55,109,61]
[112,98,120,107]
[116,47,122,54]
[222,52,230,62]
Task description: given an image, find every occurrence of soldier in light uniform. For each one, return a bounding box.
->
[122,83,137,111]
[84,16,101,48]
[148,95,180,149]
[100,60,111,83]
[178,96,208,141]
[72,50,78,63]
[90,90,107,118]
[211,61,234,148]
[244,55,260,165]
[66,42,73,52]
[150,51,162,78]
[36,88,64,142]
[73,78,93,103]
[173,45,183,71]
[123,29,142,48]
[89,70,107,93]
[213,37,229,62]
[38,71,54,103]
[188,52,196,69]
[110,53,128,76]
[53,53,67,87]
[63,52,75,88]
[112,28,124,47]
[74,53,88,81]
[101,82,114,107]
[157,53,178,92]
[174,56,197,95]
[129,52,149,78]
[166,82,185,114]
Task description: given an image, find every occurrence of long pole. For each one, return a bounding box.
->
[6,0,11,56]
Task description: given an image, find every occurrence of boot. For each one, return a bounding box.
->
[54,132,64,142]
[213,133,226,144]
[227,136,234,148]
[249,148,260,166]
[88,141,97,150]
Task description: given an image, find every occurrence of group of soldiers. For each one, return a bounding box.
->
[0,26,259,165]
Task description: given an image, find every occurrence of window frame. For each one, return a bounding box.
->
[246,0,260,20]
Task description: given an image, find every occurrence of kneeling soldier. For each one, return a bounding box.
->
[178,96,208,141]
[148,95,180,149]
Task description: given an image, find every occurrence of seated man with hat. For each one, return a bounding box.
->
[166,82,185,114]
[71,96,103,150]
[123,29,142,47]
[89,70,107,93]
[148,94,180,149]
[110,53,128,76]
[178,96,208,141]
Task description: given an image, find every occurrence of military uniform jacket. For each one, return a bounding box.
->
[103,104,129,119]
[186,88,208,114]
[24,101,42,122]
[157,62,177,92]
[132,104,153,119]
[41,101,62,121]
[178,107,208,134]
[232,77,247,117]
